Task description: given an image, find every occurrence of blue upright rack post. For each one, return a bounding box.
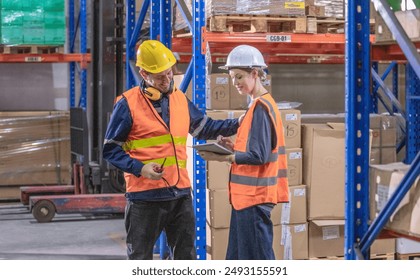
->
[69,0,76,108]
[192,0,207,260]
[68,0,88,109]
[344,0,371,260]
[405,64,420,164]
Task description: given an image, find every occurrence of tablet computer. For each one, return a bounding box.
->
[192,143,233,155]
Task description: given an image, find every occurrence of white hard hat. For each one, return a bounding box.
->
[219,45,267,70]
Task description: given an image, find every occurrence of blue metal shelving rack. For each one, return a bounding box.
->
[68,0,88,109]
[346,0,420,260]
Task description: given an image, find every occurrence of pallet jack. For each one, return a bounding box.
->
[25,108,126,223]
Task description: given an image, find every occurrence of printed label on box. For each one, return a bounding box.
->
[289,152,302,160]
[322,225,340,240]
[293,188,305,197]
[294,224,306,233]
[286,113,298,121]
[215,77,228,84]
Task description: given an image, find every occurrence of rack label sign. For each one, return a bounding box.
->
[25,57,42,62]
[266,35,291,42]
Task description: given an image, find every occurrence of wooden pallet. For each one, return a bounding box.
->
[396,253,420,260]
[370,253,395,260]
[207,14,307,33]
[309,255,344,260]
[310,253,395,260]
[0,45,64,55]
[306,16,345,34]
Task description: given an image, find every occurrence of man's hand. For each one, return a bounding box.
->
[141,162,164,180]
[198,151,235,163]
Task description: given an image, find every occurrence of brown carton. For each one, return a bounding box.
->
[302,123,345,219]
[277,223,309,260]
[279,185,307,224]
[206,189,231,228]
[206,74,230,110]
[370,162,420,239]
[173,74,192,100]
[286,148,303,186]
[308,220,345,258]
[280,109,301,149]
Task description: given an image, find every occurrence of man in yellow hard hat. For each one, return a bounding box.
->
[103,40,239,260]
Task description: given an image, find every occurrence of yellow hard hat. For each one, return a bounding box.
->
[136,40,176,73]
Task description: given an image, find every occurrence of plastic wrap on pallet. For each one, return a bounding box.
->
[173,0,192,32]
[0,111,71,186]
[369,114,397,164]
[0,0,65,45]
[205,0,237,17]
[315,0,344,18]
[205,0,306,17]
[236,0,271,15]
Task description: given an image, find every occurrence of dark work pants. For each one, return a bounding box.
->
[125,195,196,260]
[226,205,275,260]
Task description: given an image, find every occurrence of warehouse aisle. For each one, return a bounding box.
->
[0,203,127,260]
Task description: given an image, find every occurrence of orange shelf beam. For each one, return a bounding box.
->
[0,53,91,65]
[172,31,384,64]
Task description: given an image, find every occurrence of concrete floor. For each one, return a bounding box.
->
[0,203,127,260]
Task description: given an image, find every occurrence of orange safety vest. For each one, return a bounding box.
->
[119,86,191,193]
[229,94,289,210]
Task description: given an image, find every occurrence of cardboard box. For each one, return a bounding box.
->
[286,148,302,186]
[270,0,306,16]
[206,74,230,110]
[207,222,288,260]
[369,162,420,239]
[375,9,420,43]
[369,114,397,164]
[204,110,245,191]
[301,113,344,124]
[173,74,192,100]
[276,223,309,260]
[308,220,345,258]
[371,238,395,256]
[280,109,301,149]
[207,161,231,190]
[206,224,229,260]
[305,5,325,17]
[279,185,307,224]
[206,189,231,228]
[396,238,420,254]
[302,123,345,219]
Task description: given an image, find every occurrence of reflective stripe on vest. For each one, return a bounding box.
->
[229,94,289,210]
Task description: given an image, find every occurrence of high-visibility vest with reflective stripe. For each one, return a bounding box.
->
[121,86,191,193]
[229,94,289,210]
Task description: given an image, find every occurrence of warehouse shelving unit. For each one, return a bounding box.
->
[0,0,90,109]
[349,0,420,260]
[125,0,419,260]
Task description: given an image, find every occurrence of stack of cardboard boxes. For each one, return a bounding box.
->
[204,110,244,260]
[206,73,272,110]
[276,107,308,259]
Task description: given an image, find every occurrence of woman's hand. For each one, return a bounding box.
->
[198,151,235,163]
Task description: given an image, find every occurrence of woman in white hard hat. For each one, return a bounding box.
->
[199,45,289,260]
